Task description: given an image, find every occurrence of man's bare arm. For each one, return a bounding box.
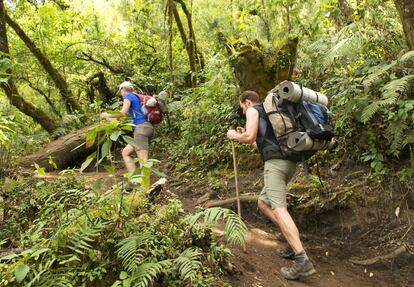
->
[227,107,259,144]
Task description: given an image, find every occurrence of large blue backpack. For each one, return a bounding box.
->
[263,82,335,162]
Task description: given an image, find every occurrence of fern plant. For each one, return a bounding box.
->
[174,247,203,283]
[361,74,414,122]
[185,207,248,246]
[129,260,173,287]
[115,233,153,273]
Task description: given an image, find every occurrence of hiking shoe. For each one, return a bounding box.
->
[277,246,295,260]
[280,259,316,280]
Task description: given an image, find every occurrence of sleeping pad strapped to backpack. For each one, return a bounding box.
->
[262,81,335,162]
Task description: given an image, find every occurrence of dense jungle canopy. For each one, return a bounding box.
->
[0,0,413,286]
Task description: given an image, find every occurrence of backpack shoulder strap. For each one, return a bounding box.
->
[132,92,145,103]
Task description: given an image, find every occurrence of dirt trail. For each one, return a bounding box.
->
[177,195,392,287]
[165,173,412,287]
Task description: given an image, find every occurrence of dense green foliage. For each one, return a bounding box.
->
[0,177,246,286]
[0,0,413,285]
[0,0,412,176]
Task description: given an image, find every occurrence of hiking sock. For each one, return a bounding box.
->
[294,250,309,265]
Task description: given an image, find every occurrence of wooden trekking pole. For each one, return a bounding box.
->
[231,141,242,218]
[231,140,247,252]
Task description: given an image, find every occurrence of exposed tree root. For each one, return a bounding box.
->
[349,244,412,265]
[203,194,258,208]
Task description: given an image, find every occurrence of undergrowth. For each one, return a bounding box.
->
[0,176,246,287]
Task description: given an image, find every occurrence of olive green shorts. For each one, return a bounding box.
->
[258,159,297,209]
[133,122,154,151]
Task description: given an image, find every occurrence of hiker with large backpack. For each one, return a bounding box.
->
[226,89,319,280]
[100,81,157,173]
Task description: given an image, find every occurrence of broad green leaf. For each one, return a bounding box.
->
[1,253,19,261]
[120,271,128,280]
[110,130,122,141]
[86,129,98,148]
[121,124,134,131]
[122,135,138,148]
[48,156,58,170]
[92,178,103,191]
[103,164,115,174]
[15,264,30,283]
[101,139,112,159]
[80,152,97,172]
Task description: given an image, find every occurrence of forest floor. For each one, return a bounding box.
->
[64,154,414,287]
[26,153,413,287]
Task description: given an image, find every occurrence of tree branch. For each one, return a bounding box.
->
[77,52,125,74]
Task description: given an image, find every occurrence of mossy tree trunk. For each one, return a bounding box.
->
[86,71,113,105]
[172,0,204,87]
[0,0,59,133]
[394,0,414,50]
[222,36,299,99]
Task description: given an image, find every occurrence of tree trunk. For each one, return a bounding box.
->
[167,0,174,84]
[86,71,113,105]
[222,37,299,99]
[173,0,204,87]
[5,13,82,113]
[394,0,414,50]
[172,2,196,87]
[18,123,100,171]
[0,0,59,133]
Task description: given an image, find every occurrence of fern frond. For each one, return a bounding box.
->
[130,260,172,287]
[361,75,414,122]
[203,207,226,224]
[362,62,395,87]
[320,24,362,68]
[174,247,203,282]
[385,120,408,154]
[222,211,248,246]
[399,50,414,65]
[381,75,414,99]
[185,212,203,226]
[402,130,414,147]
[116,233,153,273]
[66,220,106,256]
[184,207,247,246]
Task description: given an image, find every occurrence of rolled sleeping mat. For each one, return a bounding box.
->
[278,81,329,106]
[287,131,335,151]
[263,92,294,136]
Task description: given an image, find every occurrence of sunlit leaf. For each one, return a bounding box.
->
[15,264,30,283]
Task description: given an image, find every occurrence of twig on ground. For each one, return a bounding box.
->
[401,225,412,241]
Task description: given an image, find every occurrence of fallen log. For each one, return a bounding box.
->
[18,123,100,171]
[203,194,258,208]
